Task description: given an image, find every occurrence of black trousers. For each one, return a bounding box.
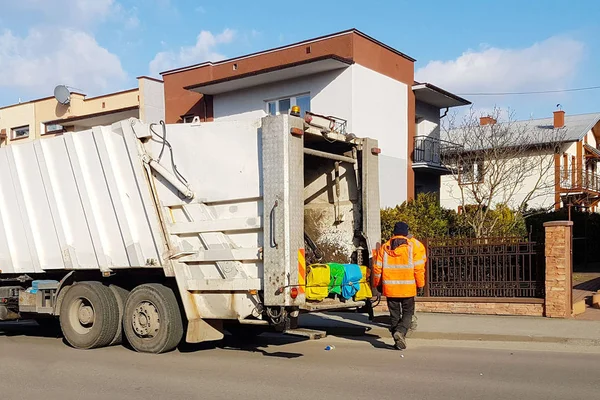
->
[387,297,415,336]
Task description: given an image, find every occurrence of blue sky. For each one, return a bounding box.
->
[1,0,599,120]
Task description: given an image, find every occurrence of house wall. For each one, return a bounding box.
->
[213,67,353,126]
[440,150,557,211]
[585,130,597,148]
[212,64,410,207]
[416,101,440,139]
[35,90,140,139]
[139,77,165,124]
[351,64,409,206]
[0,102,35,145]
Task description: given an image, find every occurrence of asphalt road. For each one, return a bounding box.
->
[1,322,598,400]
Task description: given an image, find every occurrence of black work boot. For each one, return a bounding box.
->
[392,331,407,350]
[409,315,418,331]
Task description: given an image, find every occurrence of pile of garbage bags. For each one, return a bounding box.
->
[306,263,372,302]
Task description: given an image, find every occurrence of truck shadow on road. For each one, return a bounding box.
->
[0,321,62,339]
[178,334,305,358]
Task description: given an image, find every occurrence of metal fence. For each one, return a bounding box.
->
[413,136,463,166]
[424,237,545,298]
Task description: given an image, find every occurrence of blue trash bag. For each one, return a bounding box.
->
[342,264,362,300]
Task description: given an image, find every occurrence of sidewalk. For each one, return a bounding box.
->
[298,312,600,346]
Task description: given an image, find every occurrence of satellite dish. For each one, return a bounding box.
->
[54,85,71,105]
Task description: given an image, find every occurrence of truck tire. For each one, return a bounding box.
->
[59,282,120,350]
[108,284,130,346]
[123,284,184,354]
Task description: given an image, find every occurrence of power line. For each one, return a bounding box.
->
[457,85,600,96]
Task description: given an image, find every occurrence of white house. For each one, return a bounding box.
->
[160,29,470,207]
[440,111,600,212]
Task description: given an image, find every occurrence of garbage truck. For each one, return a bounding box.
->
[0,112,381,353]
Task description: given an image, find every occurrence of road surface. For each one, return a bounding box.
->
[1,322,598,400]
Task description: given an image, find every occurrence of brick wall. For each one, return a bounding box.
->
[371,221,573,318]
[374,299,544,317]
[543,221,573,318]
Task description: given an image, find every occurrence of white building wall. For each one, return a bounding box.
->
[139,78,165,124]
[416,101,440,139]
[213,68,354,128]
[211,64,409,208]
[351,64,408,207]
[440,151,557,211]
[586,130,597,148]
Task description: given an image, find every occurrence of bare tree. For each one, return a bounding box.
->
[441,106,566,237]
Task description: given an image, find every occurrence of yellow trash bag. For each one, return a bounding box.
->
[306,264,331,301]
[354,265,373,301]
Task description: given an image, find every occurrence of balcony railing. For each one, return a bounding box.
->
[559,168,600,193]
[413,136,463,167]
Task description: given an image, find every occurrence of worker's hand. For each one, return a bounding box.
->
[417,287,424,297]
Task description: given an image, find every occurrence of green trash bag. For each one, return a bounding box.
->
[328,263,345,295]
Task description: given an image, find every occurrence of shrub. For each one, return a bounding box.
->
[380,193,452,241]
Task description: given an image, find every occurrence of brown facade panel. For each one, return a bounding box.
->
[351,33,414,86]
[163,73,212,123]
[208,35,354,83]
[162,34,355,123]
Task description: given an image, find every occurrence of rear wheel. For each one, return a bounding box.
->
[59,282,120,349]
[108,284,130,346]
[123,284,184,354]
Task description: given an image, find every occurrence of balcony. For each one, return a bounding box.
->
[412,135,463,174]
[559,168,600,194]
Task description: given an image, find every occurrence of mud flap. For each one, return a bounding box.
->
[186,318,224,343]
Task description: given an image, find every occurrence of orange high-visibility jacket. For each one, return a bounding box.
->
[372,235,426,298]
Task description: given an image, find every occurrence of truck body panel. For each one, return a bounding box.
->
[0,114,380,330]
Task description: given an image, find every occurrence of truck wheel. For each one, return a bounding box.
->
[123,284,183,354]
[108,284,130,346]
[59,282,120,350]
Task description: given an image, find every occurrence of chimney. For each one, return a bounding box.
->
[480,116,497,126]
[553,110,565,128]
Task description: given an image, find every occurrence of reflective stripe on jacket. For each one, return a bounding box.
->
[372,235,426,298]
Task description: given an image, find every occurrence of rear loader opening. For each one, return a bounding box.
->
[300,132,373,311]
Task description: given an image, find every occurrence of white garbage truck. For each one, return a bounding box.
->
[0,112,381,353]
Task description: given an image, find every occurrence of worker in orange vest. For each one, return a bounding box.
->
[373,222,426,350]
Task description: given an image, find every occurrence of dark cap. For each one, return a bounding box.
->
[393,222,409,236]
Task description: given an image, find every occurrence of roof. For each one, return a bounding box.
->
[585,143,600,159]
[160,28,415,76]
[413,82,471,109]
[442,112,600,150]
[184,55,352,94]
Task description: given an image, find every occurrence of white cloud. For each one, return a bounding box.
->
[0,28,127,95]
[17,0,118,24]
[149,29,236,76]
[416,36,585,94]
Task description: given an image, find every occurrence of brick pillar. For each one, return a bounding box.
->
[543,221,573,318]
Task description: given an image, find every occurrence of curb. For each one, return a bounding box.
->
[298,324,600,347]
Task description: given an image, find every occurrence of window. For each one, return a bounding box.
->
[182,115,196,123]
[12,125,29,139]
[45,123,64,134]
[266,94,311,117]
[459,159,484,184]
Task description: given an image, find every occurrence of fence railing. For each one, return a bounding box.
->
[413,136,463,166]
[559,168,600,193]
[424,236,545,298]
